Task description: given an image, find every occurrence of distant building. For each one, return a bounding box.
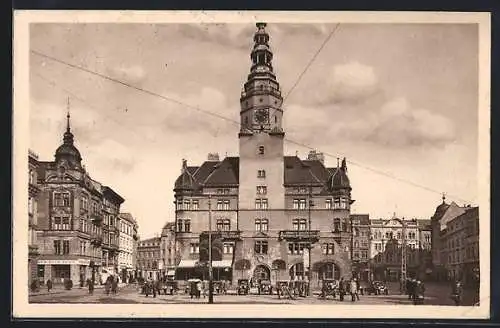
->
[137,237,161,280]
[350,214,371,281]
[431,196,479,285]
[28,150,40,286]
[430,196,479,285]
[160,222,176,279]
[369,216,429,281]
[117,213,139,282]
[35,111,125,285]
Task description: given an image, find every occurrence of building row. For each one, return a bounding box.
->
[27,112,140,287]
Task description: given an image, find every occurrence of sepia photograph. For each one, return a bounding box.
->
[13,11,490,319]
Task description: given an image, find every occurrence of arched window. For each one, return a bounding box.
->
[319,262,340,280]
[253,265,270,281]
[274,116,277,124]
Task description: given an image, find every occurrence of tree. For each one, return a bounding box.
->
[199,232,223,262]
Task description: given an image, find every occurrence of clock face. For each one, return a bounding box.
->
[254,109,269,124]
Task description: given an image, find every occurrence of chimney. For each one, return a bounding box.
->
[182,159,187,171]
[307,150,325,164]
[207,153,220,161]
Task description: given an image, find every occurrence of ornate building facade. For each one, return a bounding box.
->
[430,196,479,285]
[173,23,354,288]
[161,222,176,279]
[117,212,139,282]
[35,112,125,285]
[137,236,161,280]
[28,150,40,286]
[369,216,431,281]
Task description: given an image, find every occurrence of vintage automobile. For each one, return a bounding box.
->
[237,279,249,295]
[163,280,178,295]
[366,281,389,295]
[319,279,339,299]
[259,280,273,295]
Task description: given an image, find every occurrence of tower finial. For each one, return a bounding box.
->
[337,157,340,168]
[442,192,446,203]
[66,97,71,133]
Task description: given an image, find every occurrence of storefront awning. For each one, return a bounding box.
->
[166,270,176,276]
[212,260,233,268]
[177,260,198,268]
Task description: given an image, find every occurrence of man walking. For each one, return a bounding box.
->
[350,279,357,302]
[339,277,345,301]
[46,279,52,293]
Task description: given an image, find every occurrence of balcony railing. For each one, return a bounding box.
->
[91,236,103,246]
[202,230,242,240]
[28,244,39,256]
[91,213,103,223]
[278,230,320,242]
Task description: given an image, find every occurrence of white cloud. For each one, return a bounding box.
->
[329,61,379,103]
[335,97,457,148]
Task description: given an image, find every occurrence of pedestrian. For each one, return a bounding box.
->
[339,277,345,301]
[105,276,112,295]
[451,280,463,306]
[46,279,52,293]
[197,281,202,299]
[406,278,412,299]
[87,278,94,295]
[111,275,118,295]
[413,280,425,305]
[350,279,357,302]
[145,279,151,297]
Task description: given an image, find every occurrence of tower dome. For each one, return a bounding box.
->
[54,111,82,166]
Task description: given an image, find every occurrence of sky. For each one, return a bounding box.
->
[29,22,479,239]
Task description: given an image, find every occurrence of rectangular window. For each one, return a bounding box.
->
[256,186,267,195]
[54,240,61,255]
[255,219,268,231]
[254,241,268,254]
[257,170,266,178]
[223,200,230,210]
[184,200,190,210]
[52,217,62,230]
[192,200,199,210]
[333,218,341,232]
[325,199,332,209]
[255,199,268,209]
[63,193,70,207]
[61,217,70,230]
[322,243,335,255]
[54,193,63,207]
[190,243,199,254]
[223,242,234,254]
[288,242,309,255]
[184,220,191,232]
[217,200,224,210]
[258,146,265,155]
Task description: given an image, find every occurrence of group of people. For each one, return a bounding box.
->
[405,278,425,305]
[141,277,176,298]
[319,277,361,302]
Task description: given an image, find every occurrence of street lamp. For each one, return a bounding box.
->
[307,185,314,297]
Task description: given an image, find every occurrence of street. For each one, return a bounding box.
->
[29,282,479,306]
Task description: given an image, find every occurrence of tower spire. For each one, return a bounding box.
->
[63,97,74,145]
[66,97,71,133]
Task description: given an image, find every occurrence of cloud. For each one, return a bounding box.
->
[328,61,379,104]
[106,64,146,85]
[334,97,457,148]
[86,139,136,173]
[159,86,239,137]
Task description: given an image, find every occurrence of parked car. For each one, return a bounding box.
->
[366,281,389,295]
[237,279,249,295]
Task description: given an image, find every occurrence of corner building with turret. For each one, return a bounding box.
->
[174,23,354,289]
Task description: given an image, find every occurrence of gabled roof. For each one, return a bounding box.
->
[173,156,350,191]
[204,157,239,186]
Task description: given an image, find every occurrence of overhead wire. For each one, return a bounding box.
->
[29,31,473,206]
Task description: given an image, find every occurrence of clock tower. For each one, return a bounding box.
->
[238,22,285,211]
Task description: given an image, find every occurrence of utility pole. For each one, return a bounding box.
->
[350,216,354,278]
[400,218,407,294]
[208,194,214,304]
[307,184,313,297]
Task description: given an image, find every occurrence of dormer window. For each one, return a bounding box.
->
[258,146,265,155]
